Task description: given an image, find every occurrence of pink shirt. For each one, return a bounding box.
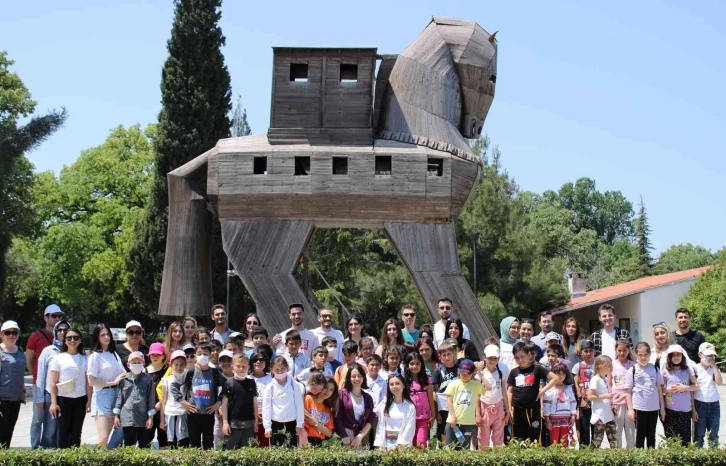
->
[409,380,430,420]
[611,359,634,406]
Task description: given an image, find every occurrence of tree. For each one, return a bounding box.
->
[653,243,716,274]
[634,196,653,271]
[128,0,232,316]
[230,94,251,137]
[681,250,726,355]
[0,51,66,299]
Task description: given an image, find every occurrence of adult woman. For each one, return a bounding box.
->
[242,313,262,351]
[651,322,679,369]
[518,318,544,361]
[345,314,378,348]
[87,324,127,448]
[445,318,480,361]
[562,317,584,366]
[376,319,405,357]
[181,316,197,345]
[163,321,184,359]
[0,321,27,448]
[374,374,416,450]
[498,316,520,370]
[334,363,376,449]
[49,327,91,448]
[116,320,149,369]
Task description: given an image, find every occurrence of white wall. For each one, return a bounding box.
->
[636,279,696,345]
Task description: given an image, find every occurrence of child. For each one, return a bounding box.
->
[381,345,403,378]
[418,324,434,342]
[661,345,698,445]
[221,353,258,449]
[624,342,665,448]
[224,337,240,355]
[542,363,577,448]
[335,341,362,388]
[171,343,227,449]
[540,344,566,371]
[113,351,155,447]
[357,337,375,366]
[405,352,436,448]
[246,327,271,358]
[374,374,416,450]
[262,356,305,447]
[303,372,336,446]
[587,355,617,448]
[322,336,343,373]
[250,352,272,447]
[445,359,484,449]
[297,346,332,385]
[146,342,169,449]
[506,341,549,444]
[365,354,387,405]
[694,342,722,448]
[210,339,223,367]
[214,350,235,448]
[477,345,509,448]
[160,350,189,448]
[183,343,196,369]
[611,339,635,448]
[218,350,234,378]
[415,337,439,381]
[433,339,459,443]
[571,339,595,446]
[282,330,311,379]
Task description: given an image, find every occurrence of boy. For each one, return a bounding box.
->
[322,336,342,373]
[506,341,549,444]
[297,346,332,385]
[183,342,196,369]
[114,351,156,447]
[540,344,566,371]
[210,339,223,367]
[171,343,228,449]
[218,350,234,378]
[147,342,169,448]
[224,337,240,355]
[364,354,387,406]
[445,359,485,449]
[432,339,460,442]
[335,340,361,388]
[694,342,722,448]
[245,327,271,357]
[572,339,595,446]
[222,353,258,449]
[282,330,311,379]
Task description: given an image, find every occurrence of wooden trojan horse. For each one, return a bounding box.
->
[158,17,499,343]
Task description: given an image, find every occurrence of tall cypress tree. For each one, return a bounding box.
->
[128,0,232,316]
[634,196,653,273]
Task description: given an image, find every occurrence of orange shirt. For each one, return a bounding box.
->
[304,394,334,440]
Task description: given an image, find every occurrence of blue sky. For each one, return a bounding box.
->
[2,0,725,254]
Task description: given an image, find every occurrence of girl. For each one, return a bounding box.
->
[376,319,405,357]
[181,316,198,346]
[587,355,617,448]
[87,324,126,448]
[195,327,212,345]
[250,353,272,447]
[476,345,508,448]
[651,322,675,368]
[345,314,379,348]
[0,320,26,449]
[382,345,403,377]
[357,336,375,366]
[334,363,376,449]
[446,318,480,361]
[662,345,699,445]
[243,313,262,351]
[611,339,635,448]
[561,317,583,367]
[49,327,91,448]
[415,337,439,381]
[374,374,416,450]
[694,342,722,448]
[303,372,336,446]
[518,319,543,361]
[160,350,190,448]
[542,363,577,448]
[498,317,519,371]
[147,343,169,448]
[163,322,184,360]
[404,353,435,448]
[418,324,435,342]
[323,375,339,418]
[262,356,304,447]
[625,342,666,448]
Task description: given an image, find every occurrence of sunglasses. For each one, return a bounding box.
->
[402,313,415,317]
[3,330,18,336]
[321,315,333,320]
[126,330,143,336]
[48,313,63,319]
[65,335,81,342]
[438,306,451,310]
[186,354,196,359]
[652,321,667,328]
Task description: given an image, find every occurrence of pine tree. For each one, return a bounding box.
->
[230,94,252,137]
[128,0,232,315]
[634,196,653,273]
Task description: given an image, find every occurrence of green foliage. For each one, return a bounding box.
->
[634,196,653,270]
[654,243,716,274]
[681,250,726,355]
[129,0,232,315]
[231,94,252,137]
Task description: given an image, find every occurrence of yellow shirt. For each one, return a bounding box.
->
[444,379,484,426]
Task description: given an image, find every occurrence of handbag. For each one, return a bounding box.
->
[56,354,80,395]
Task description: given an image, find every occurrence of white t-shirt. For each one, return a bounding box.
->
[600,329,617,359]
[589,374,614,424]
[49,352,88,398]
[433,320,470,349]
[694,364,720,403]
[87,351,125,391]
[163,375,186,416]
[254,373,272,413]
[312,327,345,362]
[276,328,317,360]
[478,363,510,405]
[351,392,365,421]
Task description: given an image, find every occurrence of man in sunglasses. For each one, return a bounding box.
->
[26,304,64,449]
[400,305,419,344]
[433,297,469,349]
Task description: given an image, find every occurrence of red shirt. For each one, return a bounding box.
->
[27,328,54,383]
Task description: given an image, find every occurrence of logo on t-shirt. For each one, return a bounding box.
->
[515,372,535,387]
[454,389,474,407]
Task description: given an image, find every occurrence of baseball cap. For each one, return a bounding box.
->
[545,332,561,342]
[170,350,186,362]
[128,351,145,363]
[442,338,458,349]
[219,350,234,360]
[580,339,594,350]
[699,342,718,356]
[1,320,19,332]
[229,331,242,338]
[484,345,500,359]
[457,359,476,374]
[183,342,196,352]
[149,342,165,355]
[666,344,685,356]
[125,320,143,330]
[44,304,64,316]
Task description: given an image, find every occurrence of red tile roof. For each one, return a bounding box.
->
[553,266,711,314]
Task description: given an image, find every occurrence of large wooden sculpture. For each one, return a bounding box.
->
[159,17,499,342]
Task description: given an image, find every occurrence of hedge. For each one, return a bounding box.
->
[0,445,724,466]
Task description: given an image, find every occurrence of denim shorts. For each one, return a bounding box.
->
[93,387,118,417]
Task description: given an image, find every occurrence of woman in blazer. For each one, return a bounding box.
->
[334,363,376,449]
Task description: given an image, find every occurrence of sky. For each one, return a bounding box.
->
[2,0,725,254]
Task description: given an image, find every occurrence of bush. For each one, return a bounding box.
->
[0,446,725,466]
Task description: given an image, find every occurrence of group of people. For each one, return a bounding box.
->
[0,300,721,451]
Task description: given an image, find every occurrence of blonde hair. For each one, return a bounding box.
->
[233,353,249,364]
[652,322,675,351]
[593,355,613,376]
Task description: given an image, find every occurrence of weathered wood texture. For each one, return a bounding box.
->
[221,220,318,331]
[385,222,496,348]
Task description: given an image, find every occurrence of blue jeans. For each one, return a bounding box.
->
[107,425,125,449]
[40,391,58,448]
[694,399,720,448]
[30,387,44,449]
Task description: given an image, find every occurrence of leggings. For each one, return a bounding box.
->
[57,396,87,448]
[592,420,617,448]
[635,409,659,448]
[0,400,21,448]
[664,409,692,445]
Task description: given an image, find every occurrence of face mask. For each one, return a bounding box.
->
[234,372,247,381]
[702,355,713,363]
[273,371,288,381]
[130,364,144,375]
[197,355,210,366]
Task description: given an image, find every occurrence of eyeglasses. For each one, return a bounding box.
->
[652,321,666,328]
[48,314,63,319]
[438,306,451,310]
[321,315,333,320]
[65,335,81,342]
[126,330,143,336]
[2,330,18,336]
[402,313,415,317]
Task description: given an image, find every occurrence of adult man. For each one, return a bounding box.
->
[589,304,632,358]
[531,311,561,351]
[272,303,317,359]
[210,304,233,344]
[433,297,469,348]
[312,307,345,363]
[400,304,419,344]
[672,308,706,363]
[26,304,64,449]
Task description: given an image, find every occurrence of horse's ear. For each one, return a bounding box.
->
[488,31,498,43]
